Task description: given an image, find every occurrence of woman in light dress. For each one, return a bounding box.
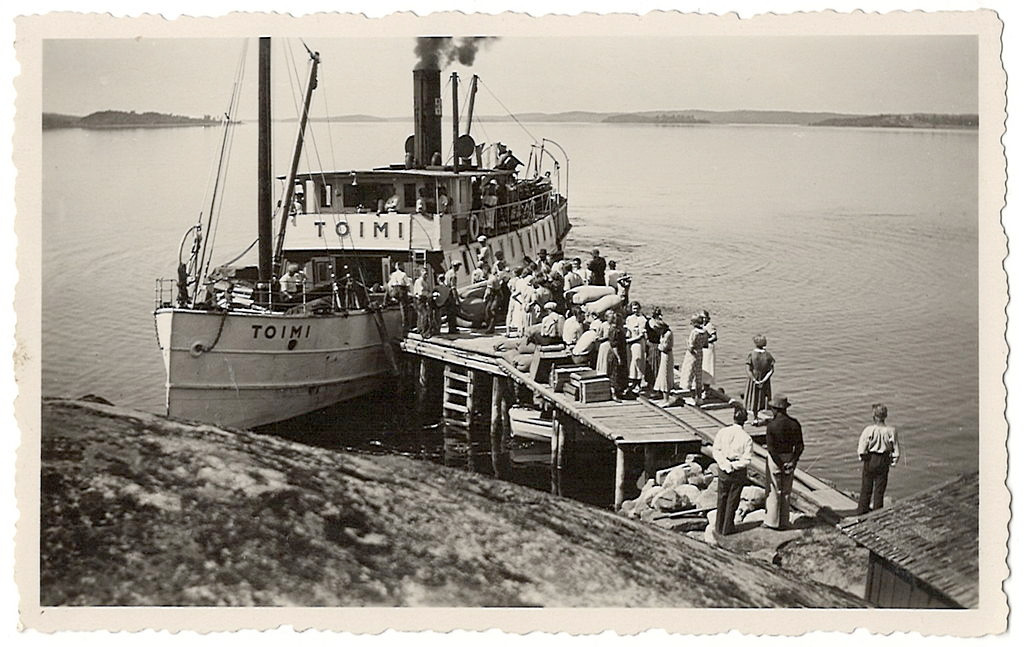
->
[681,314,708,403]
[651,309,675,400]
[700,309,718,396]
[505,267,524,335]
[624,301,648,393]
[594,310,614,376]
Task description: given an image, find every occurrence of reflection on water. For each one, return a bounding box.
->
[42,122,978,498]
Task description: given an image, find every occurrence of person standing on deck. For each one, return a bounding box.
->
[441,261,461,335]
[412,265,435,338]
[387,262,413,333]
[279,263,305,302]
[652,310,675,401]
[482,180,499,234]
[537,248,552,275]
[764,395,804,530]
[563,259,584,293]
[856,403,900,515]
[606,260,624,293]
[476,235,494,270]
[713,406,753,536]
[744,335,775,419]
[587,249,607,286]
[681,314,707,405]
[607,310,628,401]
[624,301,648,394]
[699,309,718,397]
[482,267,503,334]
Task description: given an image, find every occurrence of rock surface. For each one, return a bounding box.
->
[40,398,867,607]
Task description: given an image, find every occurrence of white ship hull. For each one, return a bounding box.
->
[154,306,403,428]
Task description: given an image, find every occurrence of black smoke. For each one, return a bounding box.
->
[414,36,499,70]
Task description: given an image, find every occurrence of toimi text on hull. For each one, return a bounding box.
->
[154,37,570,428]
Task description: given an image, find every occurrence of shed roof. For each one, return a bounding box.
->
[839,472,978,607]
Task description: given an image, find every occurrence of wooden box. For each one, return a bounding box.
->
[550,366,591,392]
[529,347,574,384]
[577,376,613,404]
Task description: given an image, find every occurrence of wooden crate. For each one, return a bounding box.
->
[550,366,591,392]
[578,376,613,404]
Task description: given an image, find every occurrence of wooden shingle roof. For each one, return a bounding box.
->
[839,472,978,607]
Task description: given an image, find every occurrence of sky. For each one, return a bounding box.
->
[41,34,979,119]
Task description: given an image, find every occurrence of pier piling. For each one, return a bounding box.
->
[490,376,512,479]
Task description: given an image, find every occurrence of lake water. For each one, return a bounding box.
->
[41,121,978,499]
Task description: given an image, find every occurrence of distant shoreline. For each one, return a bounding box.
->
[45,108,979,131]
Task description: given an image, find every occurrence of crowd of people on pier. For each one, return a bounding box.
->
[387,241,901,534]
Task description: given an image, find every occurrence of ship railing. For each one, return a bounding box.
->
[154,278,179,309]
[447,188,561,240]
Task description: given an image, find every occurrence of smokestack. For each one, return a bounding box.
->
[413,68,442,167]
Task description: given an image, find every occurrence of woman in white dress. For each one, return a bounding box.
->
[700,309,718,394]
[624,300,648,393]
[506,267,524,336]
[594,310,614,376]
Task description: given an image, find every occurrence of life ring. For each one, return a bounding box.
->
[469,212,481,240]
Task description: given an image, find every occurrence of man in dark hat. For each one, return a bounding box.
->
[587,248,606,286]
[764,394,804,530]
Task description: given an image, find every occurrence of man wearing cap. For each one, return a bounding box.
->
[538,301,565,345]
[476,235,493,270]
[764,394,804,530]
[587,249,606,286]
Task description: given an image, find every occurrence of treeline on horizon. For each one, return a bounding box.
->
[43,110,221,130]
[810,113,979,129]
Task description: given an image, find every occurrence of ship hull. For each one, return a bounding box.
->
[154,306,403,428]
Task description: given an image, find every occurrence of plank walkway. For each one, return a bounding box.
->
[400,328,858,521]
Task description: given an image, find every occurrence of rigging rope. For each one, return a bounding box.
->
[193,39,248,304]
[478,78,538,143]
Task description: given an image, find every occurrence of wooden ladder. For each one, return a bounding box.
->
[442,364,475,469]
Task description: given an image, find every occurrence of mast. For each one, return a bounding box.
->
[451,72,460,173]
[273,45,321,271]
[464,75,478,135]
[257,37,273,286]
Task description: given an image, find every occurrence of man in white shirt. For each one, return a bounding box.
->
[539,302,565,345]
[712,407,753,536]
[279,263,305,302]
[476,235,493,269]
[387,262,413,331]
[856,403,900,515]
[561,306,585,347]
[412,265,435,338]
[606,260,624,292]
[562,259,584,293]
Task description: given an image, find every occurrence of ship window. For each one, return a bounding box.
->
[320,183,332,208]
[403,183,416,208]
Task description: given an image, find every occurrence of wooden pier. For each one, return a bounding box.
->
[399,328,858,522]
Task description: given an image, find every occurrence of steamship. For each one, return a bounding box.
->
[153,38,570,428]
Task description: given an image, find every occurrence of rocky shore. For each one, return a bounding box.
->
[40,398,867,607]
